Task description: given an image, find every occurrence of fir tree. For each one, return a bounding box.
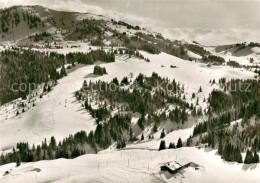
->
[235,147,243,163]
[177,138,183,148]
[199,86,202,92]
[121,140,126,148]
[121,77,129,86]
[116,142,121,149]
[186,136,192,146]
[141,133,144,140]
[253,151,259,163]
[159,140,166,151]
[152,124,158,132]
[160,129,165,139]
[244,150,254,164]
[169,142,175,149]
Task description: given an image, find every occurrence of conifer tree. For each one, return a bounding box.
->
[177,138,183,148]
[121,140,126,148]
[153,124,158,132]
[199,86,202,92]
[234,147,243,163]
[169,142,176,149]
[186,136,192,146]
[117,142,121,149]
[244,150,254,164]
[160,129,165,139]
[159,140,166,151]
[253,151,259,163]
[141,133,144,140]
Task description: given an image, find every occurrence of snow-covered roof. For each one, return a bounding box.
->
[165,161,182,171]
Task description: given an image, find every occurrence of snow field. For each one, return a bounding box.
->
[1,147,259,183]
[0,50,256,152]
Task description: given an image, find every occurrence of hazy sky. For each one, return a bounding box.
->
[0,0,259,45]
[83,0,260,30]
[1,0,259,29]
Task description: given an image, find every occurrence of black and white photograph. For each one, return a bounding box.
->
[0,0,259,182]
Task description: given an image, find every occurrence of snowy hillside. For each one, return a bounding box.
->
[1,147,260,183]
[0,5,260,183]
[0,50,255,152]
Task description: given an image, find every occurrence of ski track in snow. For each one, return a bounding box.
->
[0,49,259,182]
[0,50,256,151]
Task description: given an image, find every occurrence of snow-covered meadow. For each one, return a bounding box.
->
[0,48,258,182]
[1,147,259,183]
[1,50,255,150]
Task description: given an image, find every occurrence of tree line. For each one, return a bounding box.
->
[192,79,260,164]
[0,113,132,166]
[0,48,115,105]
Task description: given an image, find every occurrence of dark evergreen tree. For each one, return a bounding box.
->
[253,151,259,163]
[199,86,202,92]
[160,129,165,139]
[169,142,175,149]
[159,140,166,151]
[141,133,144,140]
[93,66,107,75]
[177,138,183,148]
[186,136,192,146]
[120,77,129,85]
[244,150,254,164]
[152,124,158,132]
[112,77,119,86]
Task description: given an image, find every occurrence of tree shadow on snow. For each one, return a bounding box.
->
[203,147,214,153]
[84,73,100,79]
[76,108,85,112]
[66,64,86,74]
[242,163,258,171]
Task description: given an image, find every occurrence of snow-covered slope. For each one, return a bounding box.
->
[206,45,260,66]
[0,49,256,152]
[1,147,259,183]
[0,5,259,183]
